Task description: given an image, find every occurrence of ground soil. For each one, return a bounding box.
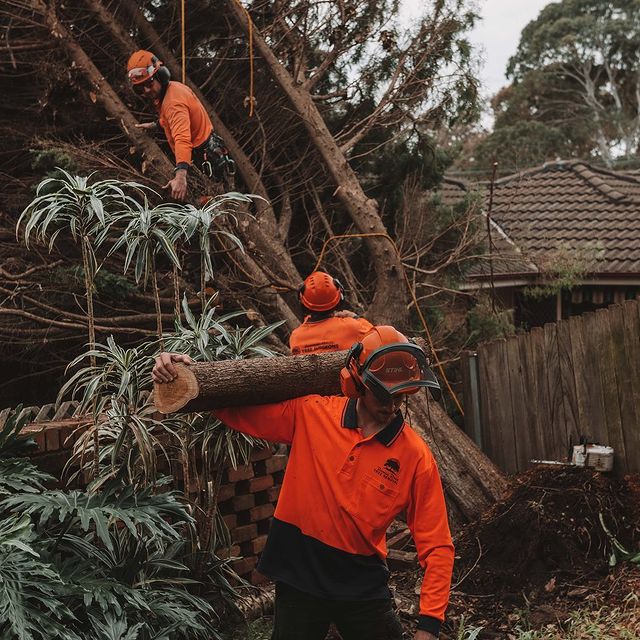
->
[391,465,640,638]
[228,466,640,639]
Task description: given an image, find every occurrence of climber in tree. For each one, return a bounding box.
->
[127,49,234,201]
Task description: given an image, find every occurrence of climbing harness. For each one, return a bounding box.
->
[195,133,236,181]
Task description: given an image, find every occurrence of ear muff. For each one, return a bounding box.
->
[155,65,171,86]
[339,343,364,398]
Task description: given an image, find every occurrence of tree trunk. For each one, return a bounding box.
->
[225,0,408,327]
[153,353,507,524]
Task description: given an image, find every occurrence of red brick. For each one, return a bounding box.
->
[250,446,273,462]
[244,534,268,555]
[255,454,288,475]
[249,569,271,585]
[231,523,257,544]
[248,503,274,523]
[45,426,61,452]
[33,429,46,453]
[216,483,236,503]
[266,485,281,503]
[229,555,258,577]
[226,464,254,483]
[216,544,241,559]
[231,494,255,512]
[222,514,237,530]
[239,475,274,494]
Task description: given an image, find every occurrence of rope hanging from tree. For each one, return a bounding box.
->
[235,0,255,117]
[180,0,186,83]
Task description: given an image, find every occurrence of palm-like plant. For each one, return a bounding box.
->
[17,169,147,354]
[110,199,184,346]
[182,193,254,311]
[57,337,181,486]
[0,408,222,640]
[17,170,149,477]
[164,296,283,552]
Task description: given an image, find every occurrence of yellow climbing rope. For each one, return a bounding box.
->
[231,0,255,116]
[180,0,186,83]
[313,232,464,416]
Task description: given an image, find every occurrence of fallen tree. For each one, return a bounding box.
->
[2,0,506,527]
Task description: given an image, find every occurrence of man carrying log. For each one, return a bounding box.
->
[289,271,373,355]
[153,326,451,640]
[127,50,234,201]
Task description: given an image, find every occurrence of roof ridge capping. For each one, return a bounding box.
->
[570,161,630,202]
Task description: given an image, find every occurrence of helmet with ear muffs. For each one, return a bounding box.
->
[127,50,170,86]
[339,326,441,402]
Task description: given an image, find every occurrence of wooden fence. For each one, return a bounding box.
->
[461,300,640,474]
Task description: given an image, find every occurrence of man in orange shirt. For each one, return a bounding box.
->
[127,50,234,201]
[289,271,373,355]
[153,326,452,640]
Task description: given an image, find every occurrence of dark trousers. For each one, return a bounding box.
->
[271,582,405,640]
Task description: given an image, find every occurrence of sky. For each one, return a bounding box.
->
[401,0,555,98]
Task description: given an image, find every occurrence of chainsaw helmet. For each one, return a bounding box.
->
[298,271,344,312]
[340,326,441,403]
[127,50,170,87]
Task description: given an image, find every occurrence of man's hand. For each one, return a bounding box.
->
[414,631,437,640]
[152,352,194,384]
[163,169,188,202]
[134,122,157,131]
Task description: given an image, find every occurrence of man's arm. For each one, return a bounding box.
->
[405,452,455,639]
[163,100,193,201]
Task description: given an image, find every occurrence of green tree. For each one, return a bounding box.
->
[474,0,640,171]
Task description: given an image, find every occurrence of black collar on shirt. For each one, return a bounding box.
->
[341,398,404,447]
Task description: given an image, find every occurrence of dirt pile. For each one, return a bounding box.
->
[390,465,640,637]
[453,465,639,596]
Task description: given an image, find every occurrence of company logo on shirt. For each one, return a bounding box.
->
[374,458,401,484]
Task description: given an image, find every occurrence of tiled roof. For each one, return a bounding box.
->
[440,161,640,279]
[436,177,538,279]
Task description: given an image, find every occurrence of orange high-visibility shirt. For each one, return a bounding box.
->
[289,316,373,355]
[215,396,453,636]
[158,81,213,168]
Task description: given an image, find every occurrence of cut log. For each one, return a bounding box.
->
[153,351,346,413]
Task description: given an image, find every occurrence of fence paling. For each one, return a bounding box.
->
[468,300,640,474]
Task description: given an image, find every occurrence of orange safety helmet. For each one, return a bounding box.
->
[340,326,441,402]
[127,50,164,85]
[298,271,345,312]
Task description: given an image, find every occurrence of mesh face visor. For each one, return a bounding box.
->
[360,343,441,403]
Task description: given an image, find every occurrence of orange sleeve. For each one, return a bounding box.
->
[213,400,298,444]
[164,98,193,166]
[405,452,454,631]
[356,317,374,340]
